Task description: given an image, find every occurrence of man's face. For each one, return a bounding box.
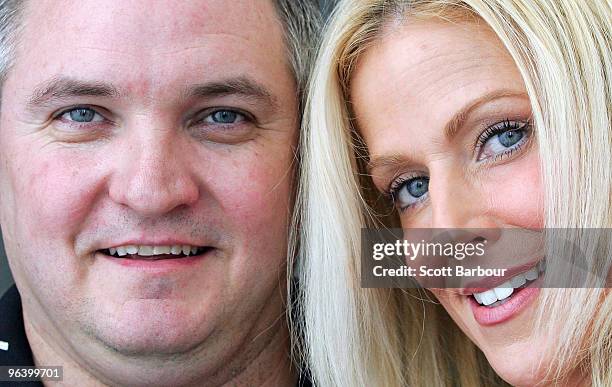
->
[0,0,297,384]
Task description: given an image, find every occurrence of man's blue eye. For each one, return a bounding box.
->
[61,107,103,123]
[70,108,95,122]
[393,176,429,209]
[206,110,245,124]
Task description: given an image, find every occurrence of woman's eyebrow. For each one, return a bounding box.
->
[367,153,413,175]
[368,90,528,174]
[443,89,528,140]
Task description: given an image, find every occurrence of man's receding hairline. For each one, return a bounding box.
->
[0,0,321,112]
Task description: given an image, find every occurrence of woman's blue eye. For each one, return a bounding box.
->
[393,176,429,209]
[498,129,524,147]
[478,122,530,161]
[61,107,104,123]
[205,110,245,124]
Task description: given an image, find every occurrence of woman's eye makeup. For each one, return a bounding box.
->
[384,119,532,213]
[388,175,429,212]
[475,119,532,161]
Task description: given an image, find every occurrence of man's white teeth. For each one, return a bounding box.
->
[153,246,170,255]
[472,261,545,307]
[138,246,154,256]
[107,245,202,257]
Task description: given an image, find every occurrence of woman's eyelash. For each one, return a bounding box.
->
[476,119,530,148]
[387,176,409,199]
[387,174,420,201]
[383,119,532,211]
[475,119,532,161]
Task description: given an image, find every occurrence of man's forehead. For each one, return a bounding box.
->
[24,0,280,48]
[10,0,293,105]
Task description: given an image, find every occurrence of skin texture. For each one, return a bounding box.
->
[0,1,297,386]
[351,19,585,386]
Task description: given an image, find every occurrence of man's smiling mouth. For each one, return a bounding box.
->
[99,244,213,260]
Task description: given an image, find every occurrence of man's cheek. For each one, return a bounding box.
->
[220,178,291,234]
[15,154,103,240]
[212,153,292,224]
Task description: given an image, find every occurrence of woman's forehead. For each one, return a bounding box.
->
[349,19,523,146]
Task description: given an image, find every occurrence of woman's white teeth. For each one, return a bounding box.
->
[473,263,544,307]
[472,288,501,306]
[524,267,538,281]
[493,284,514,300]
[510,273,527,288]
[107,245,201,257]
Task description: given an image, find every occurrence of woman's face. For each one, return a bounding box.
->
[351,19,560,385]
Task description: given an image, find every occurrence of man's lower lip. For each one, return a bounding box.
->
[96,251,211,270]
[469,285,540,326]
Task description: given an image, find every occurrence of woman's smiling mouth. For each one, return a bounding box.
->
[467,260,545,325]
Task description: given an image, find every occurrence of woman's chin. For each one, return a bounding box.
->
[483,344,551,386]
[434,288,563,386]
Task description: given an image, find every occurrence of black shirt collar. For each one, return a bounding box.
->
[0,285,36,367]
[0,285,42,386]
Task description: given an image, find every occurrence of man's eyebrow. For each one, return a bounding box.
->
[27,77,121,110]
[185,77,278,108]
[444,90,529,139]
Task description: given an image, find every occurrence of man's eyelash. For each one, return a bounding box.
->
[192,108,256,126]
[53,105,105,121]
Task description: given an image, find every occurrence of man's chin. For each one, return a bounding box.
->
[82,301,218,358]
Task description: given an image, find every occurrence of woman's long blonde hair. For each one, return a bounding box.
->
[292,0,612,386]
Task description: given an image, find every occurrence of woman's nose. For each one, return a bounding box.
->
[428,168,498,231]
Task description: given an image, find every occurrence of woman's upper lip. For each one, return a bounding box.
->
[456,259,542,295]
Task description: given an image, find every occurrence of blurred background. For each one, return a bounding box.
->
[0,0,339,296]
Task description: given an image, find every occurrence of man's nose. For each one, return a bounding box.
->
[108,128,199,217]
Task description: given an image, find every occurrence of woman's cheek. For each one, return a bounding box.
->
[483,151,544,229]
